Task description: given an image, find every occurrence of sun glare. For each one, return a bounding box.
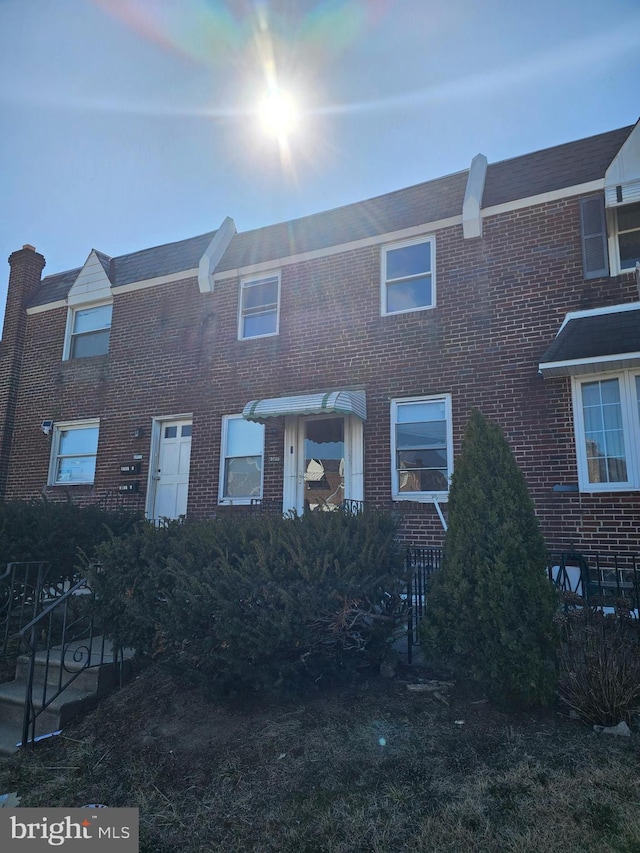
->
[258,88,299,140]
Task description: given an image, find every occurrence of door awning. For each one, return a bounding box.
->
[243,390,367,422]
[539,305,640,378]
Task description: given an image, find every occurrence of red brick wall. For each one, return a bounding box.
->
[0,246,46,497]
[3,193,639,553]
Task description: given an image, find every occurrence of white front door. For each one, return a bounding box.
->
[150,419,192,521]
[283,415,364,515]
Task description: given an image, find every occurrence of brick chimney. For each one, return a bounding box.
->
[0,245,46,498]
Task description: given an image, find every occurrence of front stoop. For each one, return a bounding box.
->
[0,638,134,757]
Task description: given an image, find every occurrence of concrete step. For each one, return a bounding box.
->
[0,678,98,736]
[0,719,24,757]
[14,638,133,696]
[0,637,135,755]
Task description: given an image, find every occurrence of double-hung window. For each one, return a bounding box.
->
[66,303,112,359]
[382,236,435,315]
[572,371,640,491]
[219,415,265,503]
[239,274,280,339]
[616,202,640,272]
[49,420,100,485]
[391,395,452,500]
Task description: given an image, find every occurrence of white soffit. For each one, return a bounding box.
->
[67,249,113,307]
[198,216,236,293]
[605,120,640,207]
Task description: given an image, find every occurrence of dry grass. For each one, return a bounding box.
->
[1,664,639,852]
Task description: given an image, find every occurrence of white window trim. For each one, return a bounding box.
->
[606,205,640,277]
[571,370,640,492]
[48,418,100,486]
[381,235,436,317]
[238,272,281,341]
[390,394,452,502]
[62,300,113,361]
[607,208,623,276]
[218,414,265,505]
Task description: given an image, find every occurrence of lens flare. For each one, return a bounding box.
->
[258,88,299,140]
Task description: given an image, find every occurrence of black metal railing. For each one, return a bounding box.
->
[18,577,124,748]
[405,547,442,663]
[547,551,640,628]
[0,562,54,661]
[247,498,366,516]
[405,548,640,660]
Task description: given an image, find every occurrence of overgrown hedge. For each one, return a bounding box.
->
[88,510,406,694]
[0,500,138,580]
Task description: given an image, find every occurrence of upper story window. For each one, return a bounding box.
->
[391,395,452,501]
[49,420,100,485]
[616,202,640,272]
[239,273,280,340]
[585,192,640,278]
[218,414,265,503]
[65,303,112,359]
[382,237,435,316]
[572,370,640,492]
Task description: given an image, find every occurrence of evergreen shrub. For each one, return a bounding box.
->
[421,409,558,706]
[0,499,137,580]
[89,509,406,694]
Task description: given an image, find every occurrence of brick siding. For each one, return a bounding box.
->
[2,193,639,552]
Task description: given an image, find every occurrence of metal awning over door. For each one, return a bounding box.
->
[242,391,367,422]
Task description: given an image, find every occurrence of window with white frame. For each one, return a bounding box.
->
[572,370,640,491]
[391,395,452,500]
[615,202,640,272]
[239,273,280,339]
[219,415,265,502]
[49,420,100,485]
[65,303,112,359]
[382,237,435,316]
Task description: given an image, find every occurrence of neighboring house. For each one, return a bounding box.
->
[1,120,640,552]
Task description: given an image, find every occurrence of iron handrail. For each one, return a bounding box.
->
[0,562,52,660]
[18,576,122,748]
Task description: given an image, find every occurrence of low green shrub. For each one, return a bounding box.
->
[89,510,406,694]
[0,499,138,580]
[558,596,640,725]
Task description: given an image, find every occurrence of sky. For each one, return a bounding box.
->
[0,0,639,331]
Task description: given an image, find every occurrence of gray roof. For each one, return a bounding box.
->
[482,125,633,208]
[28,124,635,309]
[539,306,640,376]
[216,171,468,272]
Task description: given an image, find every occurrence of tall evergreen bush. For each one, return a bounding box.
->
[422,409,558,705]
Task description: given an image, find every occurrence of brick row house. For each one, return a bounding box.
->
[1,120,640,551]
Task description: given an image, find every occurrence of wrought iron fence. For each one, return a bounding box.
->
[18,576,126,748]
[0,562,53,660]
[405,547,442,664]
[405,549,640,660]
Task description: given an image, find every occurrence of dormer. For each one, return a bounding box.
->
[604,120,640,276]
[63,249,113,360]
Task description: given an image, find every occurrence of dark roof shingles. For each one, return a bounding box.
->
[28,124,635,306]
[482,126,633,209]
[216,171,468,272]
[541,307,640,364]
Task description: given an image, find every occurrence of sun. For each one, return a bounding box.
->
[258,88,299,141]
